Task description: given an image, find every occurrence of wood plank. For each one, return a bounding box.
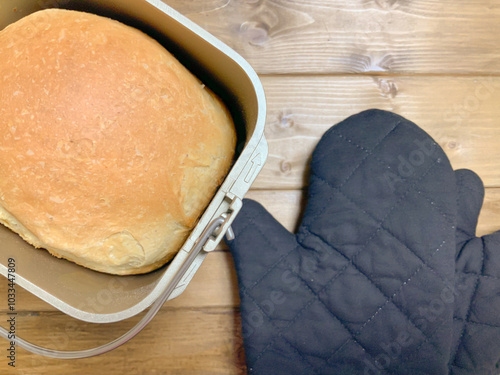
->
[255,75,500,189]
[0,308,245,374]
[163,0,500,74]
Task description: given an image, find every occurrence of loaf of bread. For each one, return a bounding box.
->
[0,9,236,275]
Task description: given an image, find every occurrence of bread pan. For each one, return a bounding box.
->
[0,0,267,323]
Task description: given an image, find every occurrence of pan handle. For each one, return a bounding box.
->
[0,216,226,359]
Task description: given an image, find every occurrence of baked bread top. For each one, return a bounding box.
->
[0,9,236,275]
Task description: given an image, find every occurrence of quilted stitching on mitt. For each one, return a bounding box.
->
[228,109,500,375]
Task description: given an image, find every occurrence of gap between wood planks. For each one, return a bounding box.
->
[257,75,500,189]
[258,73,500,78]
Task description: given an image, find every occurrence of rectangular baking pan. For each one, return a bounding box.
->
[0,0,267,323]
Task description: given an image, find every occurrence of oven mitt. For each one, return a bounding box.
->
[227,109,500,374]
[451,169,500,374]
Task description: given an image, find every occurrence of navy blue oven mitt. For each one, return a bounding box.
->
[226,109,500,374]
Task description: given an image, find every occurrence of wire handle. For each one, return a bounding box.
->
[0,216,226,359]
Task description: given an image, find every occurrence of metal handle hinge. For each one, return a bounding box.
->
[203,194,242,252]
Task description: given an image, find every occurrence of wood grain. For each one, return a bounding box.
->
[164,0,500,74]
[256,75,500,189]
[0,308,246,375]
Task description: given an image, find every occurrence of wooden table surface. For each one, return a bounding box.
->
[3,1,500,374]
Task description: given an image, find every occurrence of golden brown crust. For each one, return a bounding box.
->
[0,9,236,275]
